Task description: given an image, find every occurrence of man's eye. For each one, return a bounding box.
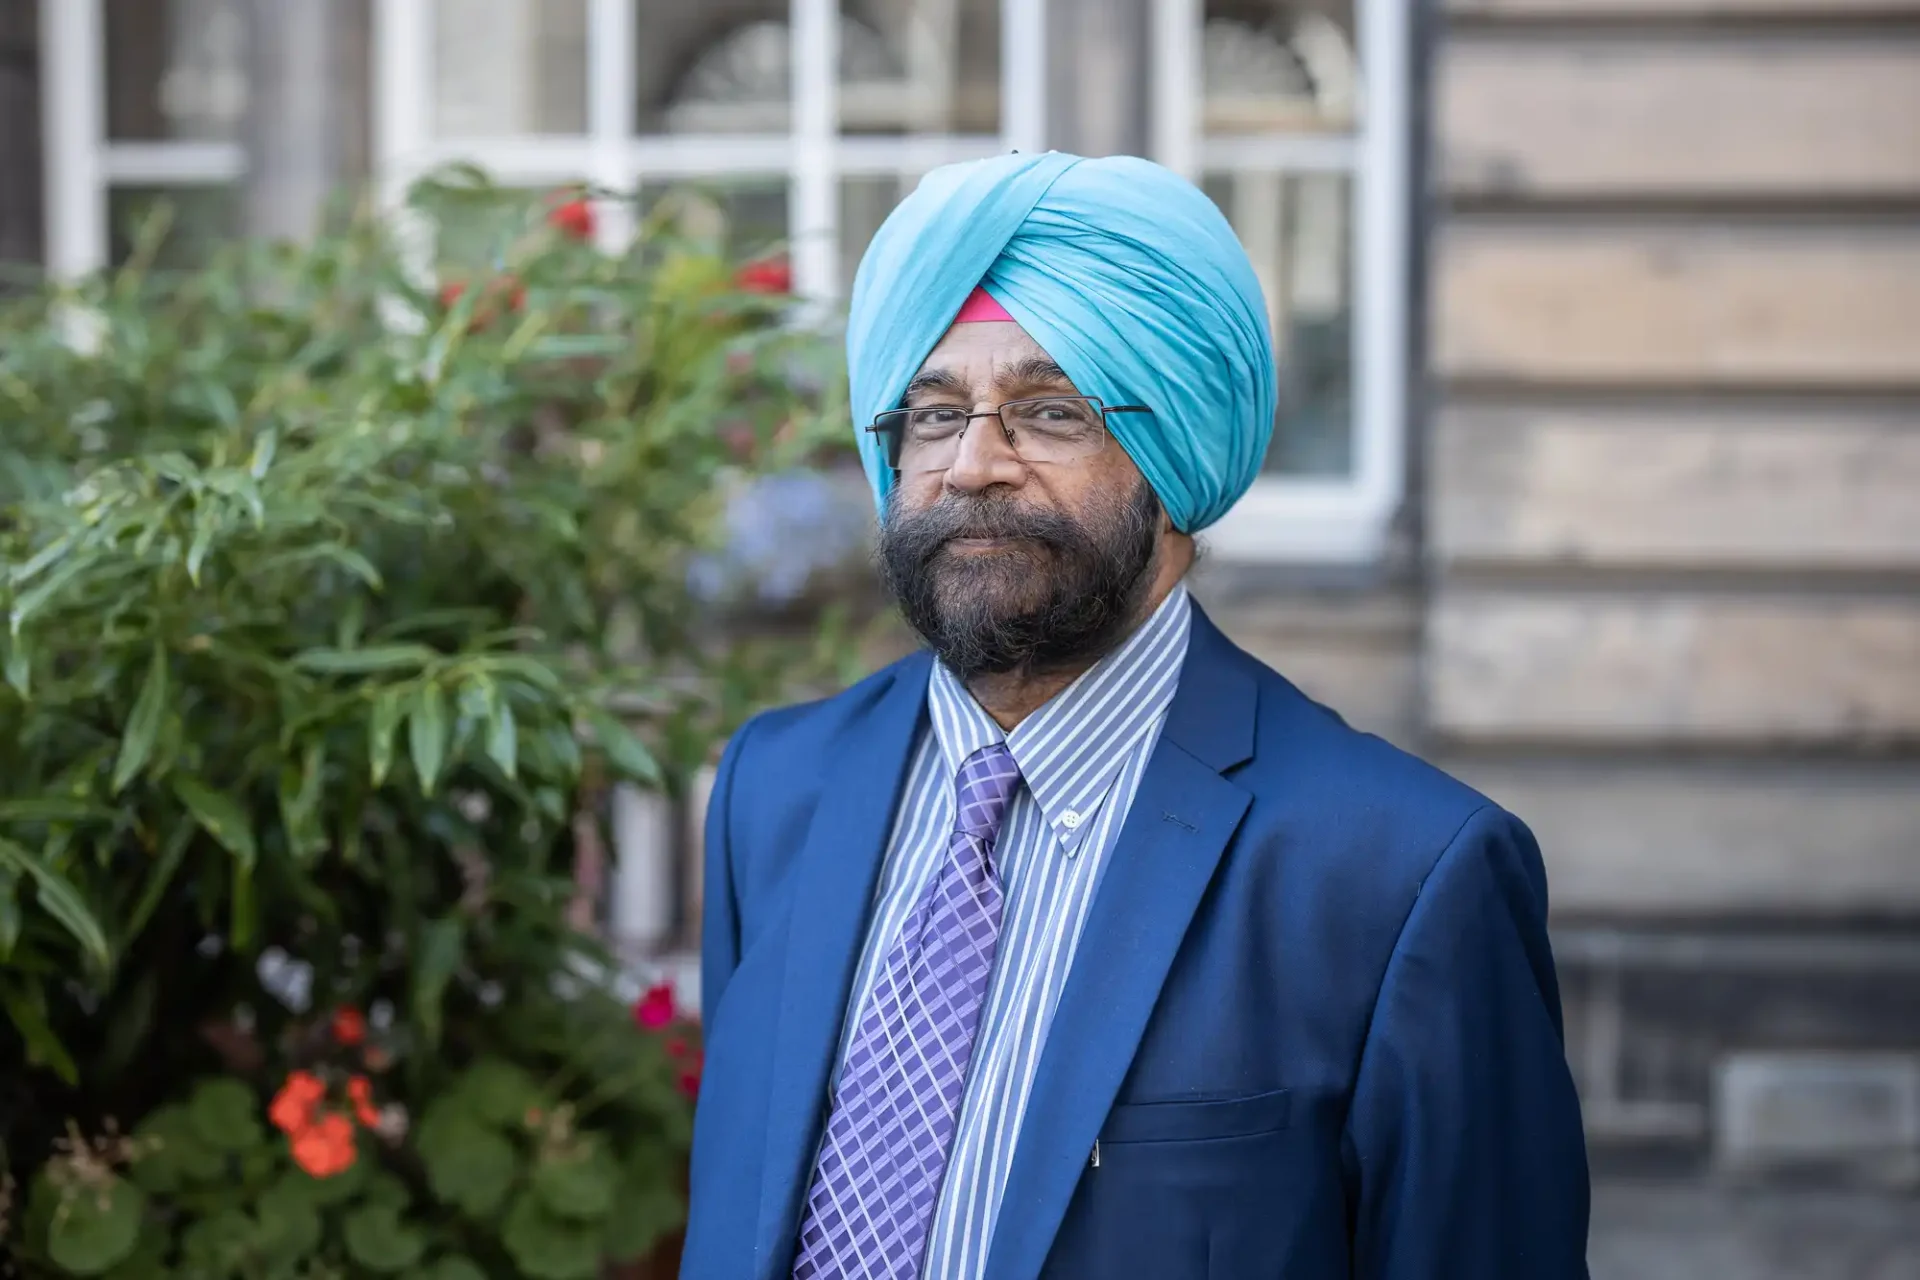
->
[1018,400,1097,425]
[906,407,966,428]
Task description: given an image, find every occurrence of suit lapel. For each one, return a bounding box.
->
[983,611,1257,1280]
[752,654,932,1279]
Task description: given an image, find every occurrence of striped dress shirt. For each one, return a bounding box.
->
[827,583,1193,1279]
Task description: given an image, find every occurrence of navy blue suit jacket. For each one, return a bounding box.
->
[685,606,1590,1279]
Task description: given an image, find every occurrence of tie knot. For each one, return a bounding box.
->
[953,743,1021,840]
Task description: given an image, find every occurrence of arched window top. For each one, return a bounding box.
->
[1203,8,1356,132]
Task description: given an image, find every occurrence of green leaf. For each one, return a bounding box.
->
[360,1170,413,1210]
[502,1193,603,1280]
[111,641,168,794]
[46,1173,145,1276]
[0,865,18,959]
[484,686,518,779]
[423,1257,488,1280]
[94,968,158,1082]
[0,836,110,968]
[185,503,218,584]
[417,1106,517,1217]
[231,853,257,951]
[531,1138,616,1222]
[129,1106,225,1194]
[188,1077,265,1152]
[179,1207,256,1274]
[172,774,257,867]
[10,549,93,633]
[248,425,278,479]
[452,1059,541,1128]
[0,978,78,1085]
[263,543,385,589]
[602,1165,684,1263]
[293,644,435,674]
[0,797,114,824]
[369,687,405,786]
[123,818,194,946]
[273,1156,366,1207]
[583,706,661,786]
[255,1178,323,1261]
[4,634,29,695]
[342,1203,427,1274]
[409,682,449,794]
[411,916,464,1049]
[277,741,327,861]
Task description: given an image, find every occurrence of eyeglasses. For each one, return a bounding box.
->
[867,396,1152,473]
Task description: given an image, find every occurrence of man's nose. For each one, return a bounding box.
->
[945,407,1027,494]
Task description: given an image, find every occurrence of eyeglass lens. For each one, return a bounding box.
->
[877,398,1109,471]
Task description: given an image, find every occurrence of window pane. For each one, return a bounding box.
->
[108,185,240,269]
[432,0,588,137]
[106,0,248,142]
[839,0,1002,135]
[1202,170,1352,477]
[838,174,913,298]
[419,185,587,271]
[1202,1,1356,135]
[644,5,790,135]
[640,180,790,263]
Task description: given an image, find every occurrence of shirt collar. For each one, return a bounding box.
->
[926,583,1193,853]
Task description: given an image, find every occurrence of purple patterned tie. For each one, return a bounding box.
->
[792,743,1023,1279]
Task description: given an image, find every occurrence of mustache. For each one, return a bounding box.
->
[900,496,1079,548]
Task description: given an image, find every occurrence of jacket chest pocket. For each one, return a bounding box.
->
[1042,1089,1298,1280]
[1099,1086,1293,1146]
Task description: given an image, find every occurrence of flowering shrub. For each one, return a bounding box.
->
[0,177,849,1277]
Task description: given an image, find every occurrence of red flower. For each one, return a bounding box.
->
[290,1111,357,1178]
[665,1037,688,1060]
[677,1070,702,1099]
[633,981,677,1030]
[347,1075,381,1128]
[547,193,595,242]
[331,1007,366,1047]
[735,257,792,295]
[269,1071,326,1135]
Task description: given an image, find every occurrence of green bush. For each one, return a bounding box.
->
[0,177,864,1278]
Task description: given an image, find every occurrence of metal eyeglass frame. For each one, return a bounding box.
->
[865,396,1153,470]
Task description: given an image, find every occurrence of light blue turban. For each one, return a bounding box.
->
[845,151,1277,533]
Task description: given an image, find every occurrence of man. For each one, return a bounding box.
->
[683,151,1589,1280]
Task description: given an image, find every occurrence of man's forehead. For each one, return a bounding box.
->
[907,352,1078,394]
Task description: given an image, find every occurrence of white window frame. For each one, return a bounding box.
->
[39,0,250,278]
[1151,0,1410,564]
[42,0,1408,565]
[371,0,1048,303]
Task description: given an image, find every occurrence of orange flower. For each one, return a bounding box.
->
[331,1007,367,1047]
[347,1075,381,1128]
[269,1071,326,1134]
[290,1110,357,1179]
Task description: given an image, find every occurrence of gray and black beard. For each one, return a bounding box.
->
[878,478,1162,681]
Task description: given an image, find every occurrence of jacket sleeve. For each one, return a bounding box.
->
[1345,805,1591,1279]
[698,717,757,1030]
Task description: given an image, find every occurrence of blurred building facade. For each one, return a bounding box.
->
[4,0,1918,1189]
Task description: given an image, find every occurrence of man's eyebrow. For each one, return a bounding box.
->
[903,367,972,400]
[997,357,1075,391]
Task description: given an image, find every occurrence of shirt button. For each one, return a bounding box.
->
[1061,810,1082,830]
